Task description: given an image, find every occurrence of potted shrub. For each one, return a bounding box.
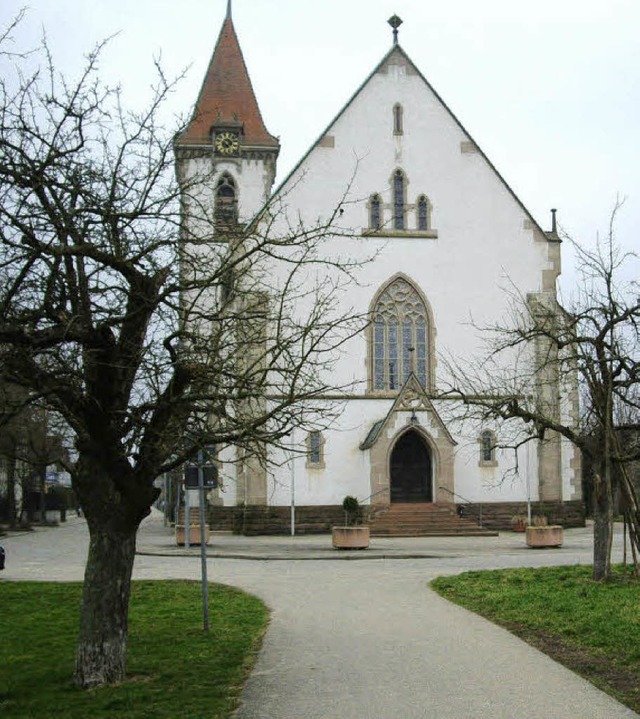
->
[332,496,370,550]
[510,513,527,532]
[526,514,563,548]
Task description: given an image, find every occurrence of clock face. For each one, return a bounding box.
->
[215,131,239,156]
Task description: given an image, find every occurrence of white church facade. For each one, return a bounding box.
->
[175,8,584,534]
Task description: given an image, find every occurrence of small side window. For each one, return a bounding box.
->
[479,430,498,466]
[306,430,325,468]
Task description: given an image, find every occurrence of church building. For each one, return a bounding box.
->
[175,6,584,534]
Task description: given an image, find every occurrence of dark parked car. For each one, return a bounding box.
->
[0,546,5,570]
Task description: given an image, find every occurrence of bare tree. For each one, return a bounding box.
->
[0,23,366,687]
[444,203,640,581]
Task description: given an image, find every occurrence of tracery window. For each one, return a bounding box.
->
[215,173,238,227]
[393,170,405,230]
[393,103,404,135]
[372,277,429,391]
[370,194,382,230]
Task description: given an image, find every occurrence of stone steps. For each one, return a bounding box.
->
[368,503,497,537]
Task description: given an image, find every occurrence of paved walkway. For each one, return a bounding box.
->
[1,513,638,718]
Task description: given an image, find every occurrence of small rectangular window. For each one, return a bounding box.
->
[479,431,497,466]
[307,430,325,468]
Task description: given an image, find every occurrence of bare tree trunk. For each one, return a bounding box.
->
[592,471,613,581]
[74,518,137,687]
[6,452,17,527]
[38,462,46,522]
[71,455,150,688]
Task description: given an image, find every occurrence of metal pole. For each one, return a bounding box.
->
[185,490,191,549]
[175,480,181,534]
[290,431,296,537]
[198,450,210,632]
[163,474,168,527]
[526,441,532,525]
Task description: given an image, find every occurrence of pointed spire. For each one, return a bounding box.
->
[177,10,278,148]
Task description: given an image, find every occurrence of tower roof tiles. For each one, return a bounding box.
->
[177,15,278,149]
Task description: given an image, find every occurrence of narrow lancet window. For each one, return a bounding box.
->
[417,195,429,231]
[370,194,382,230]
[393,103,404,135]
[393,170,405,230]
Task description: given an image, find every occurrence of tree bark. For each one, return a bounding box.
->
[74,518,138,687]
[592,471,614,581]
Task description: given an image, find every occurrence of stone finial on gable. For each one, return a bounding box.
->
[388,14,403,45]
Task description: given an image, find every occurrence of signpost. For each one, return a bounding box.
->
[184,447,218,631]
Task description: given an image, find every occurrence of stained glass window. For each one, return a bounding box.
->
[371,277,429,391]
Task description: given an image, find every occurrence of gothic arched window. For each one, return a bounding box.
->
[215,173,238,226]
[417,195,429,231]
[371,277,430,391]
[393,170,405,230]
[370,194,382,230]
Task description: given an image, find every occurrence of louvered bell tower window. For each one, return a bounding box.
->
[215,173,238,227]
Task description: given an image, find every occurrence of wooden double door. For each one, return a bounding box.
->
[390,430,433,503]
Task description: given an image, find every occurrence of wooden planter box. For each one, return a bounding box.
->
[526,525,563,548]
[175,524,210,546]
[332,526,370,550]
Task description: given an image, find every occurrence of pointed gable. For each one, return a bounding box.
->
[177,15,278,148]
[360,374,456,450]
[271,41,548,242]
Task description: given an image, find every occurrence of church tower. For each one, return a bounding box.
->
[175,2,279,226]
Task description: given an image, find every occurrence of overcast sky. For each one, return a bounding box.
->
[3,0,639,296]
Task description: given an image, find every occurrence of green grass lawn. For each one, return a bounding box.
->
[0,580,268,719]
[432,565,640,713]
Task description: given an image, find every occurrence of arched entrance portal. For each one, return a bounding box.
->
[390,430,433,503]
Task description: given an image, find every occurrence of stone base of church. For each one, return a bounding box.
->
[207,500,585,535]
[208,504,345,535]
[456,500,585,531]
